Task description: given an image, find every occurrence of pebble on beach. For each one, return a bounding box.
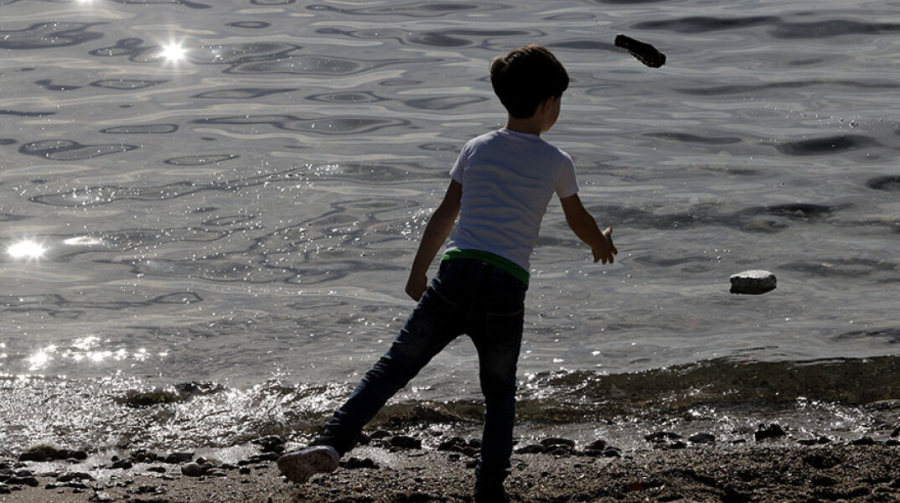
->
[730,270,777,295]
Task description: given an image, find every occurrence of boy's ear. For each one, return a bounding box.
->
[539,96,555,111]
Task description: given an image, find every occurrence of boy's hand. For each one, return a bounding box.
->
[592,227,617,264]
[405,274,428,301]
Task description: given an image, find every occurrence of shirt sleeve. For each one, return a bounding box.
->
[555,151,579,198]
[449,142,472,183]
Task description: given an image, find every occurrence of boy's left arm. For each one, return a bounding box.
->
[405,180,462,301]
[560,193,617,264]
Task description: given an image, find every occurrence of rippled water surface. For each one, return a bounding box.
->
[1,0,899,454]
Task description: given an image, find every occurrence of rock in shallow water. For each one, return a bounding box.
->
[181,462,206,477]
[688,433,716,445]
[389,435,422,450]
[730,270,777,295]
[755,423,786,442]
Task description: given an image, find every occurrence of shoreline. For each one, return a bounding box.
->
[3,421,898,503]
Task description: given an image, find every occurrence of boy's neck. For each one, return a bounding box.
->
[504,118,543,137]
[503,96,560,137]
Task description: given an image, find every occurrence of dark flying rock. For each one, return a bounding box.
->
[615,34,666,68]
[730,270,777,294]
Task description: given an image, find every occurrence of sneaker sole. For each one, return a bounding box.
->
[277,446,339,484]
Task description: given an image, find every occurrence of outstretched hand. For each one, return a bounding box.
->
[592,227,617,264]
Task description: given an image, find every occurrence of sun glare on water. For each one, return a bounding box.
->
[159,42,188,63]
[7,240,47,260]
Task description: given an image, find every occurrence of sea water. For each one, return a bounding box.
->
[1,0,898,456]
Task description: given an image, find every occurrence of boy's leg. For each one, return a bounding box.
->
[317,268,470,456]
[279,282,466,484]
[470,270,526,499]
[472,317,522,495]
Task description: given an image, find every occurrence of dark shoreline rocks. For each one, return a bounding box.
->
[18,445,88,463]
[3,424,899,503]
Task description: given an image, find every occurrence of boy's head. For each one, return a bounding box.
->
[490,44,569,120]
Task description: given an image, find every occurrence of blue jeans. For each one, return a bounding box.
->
[320,258,527,485]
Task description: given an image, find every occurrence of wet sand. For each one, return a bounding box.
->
[4,429,898,503]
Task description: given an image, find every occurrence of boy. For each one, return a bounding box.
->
[278,44,617,502]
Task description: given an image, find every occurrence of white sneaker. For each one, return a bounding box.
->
[277,445,340,484]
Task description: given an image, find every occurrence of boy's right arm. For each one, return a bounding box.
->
[405,180,462,301]
[560,193,617,264]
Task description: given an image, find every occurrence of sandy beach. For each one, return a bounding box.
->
[4,422,898,503]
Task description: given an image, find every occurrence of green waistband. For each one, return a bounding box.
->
[441,249,529,287]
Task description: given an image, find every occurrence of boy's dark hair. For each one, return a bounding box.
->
[490,44,569,119]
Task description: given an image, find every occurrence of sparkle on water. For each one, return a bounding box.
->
[7,240,47,260]
[159,42,188,63]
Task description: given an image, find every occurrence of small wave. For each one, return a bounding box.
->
[643,132,742,145]
[634,15,900,39]
[675,80,898,96]
[0,22,104,50]
[404,95,489,111]
[305,91,388,104]
[776,135,877,156]
[866,175,900,191]
[306,2,505,18]
[780,258,898,279]
[2,357,896,457]
[164,154,240,166]
[90,37,158,61]
[635,16,776,33]
[100,124,179,134]
[224,53,437,76]
[192,88,297,100]
[226,21,271,29]
[34,79,82,92]
[0,110,56,117]
[19,140,138,160]
[193,115,409,136]
[107,0,212,9]
[742,203,835,220]
[91,79,167,90]
[516,356,900,422]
